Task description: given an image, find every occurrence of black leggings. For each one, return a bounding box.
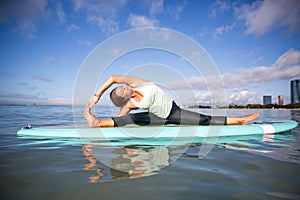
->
[112,102,227,126]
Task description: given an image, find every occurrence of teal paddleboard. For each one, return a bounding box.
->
[17,120,297,139]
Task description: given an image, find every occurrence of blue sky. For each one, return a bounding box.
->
[0,0,299,106]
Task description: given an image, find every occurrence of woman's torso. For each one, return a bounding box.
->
[130,82,173,119]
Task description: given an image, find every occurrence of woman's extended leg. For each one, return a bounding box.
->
[166,102,259,125]
[166,102,227,125]
[167,107,227,125]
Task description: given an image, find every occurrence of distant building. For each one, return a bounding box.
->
[263,94,272,105]
[291,79,300,104]
[278,95,284,106]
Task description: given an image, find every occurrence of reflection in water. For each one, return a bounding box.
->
[224,134,274,153]
[82,145,105,183]
[221,131,297,162]
[81,128,297,183]
[82,144,172,183]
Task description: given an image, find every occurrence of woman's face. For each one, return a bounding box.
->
[115,85,133,99]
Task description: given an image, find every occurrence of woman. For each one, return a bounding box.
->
[84,76,259,127]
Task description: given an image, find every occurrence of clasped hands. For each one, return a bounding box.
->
[85,95,100,109]
[83,95,100,127]
[84,95,99,121]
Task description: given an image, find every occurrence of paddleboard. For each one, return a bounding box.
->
[17,120,297,139]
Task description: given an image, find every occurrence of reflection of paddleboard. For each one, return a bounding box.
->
[17,120,297,139]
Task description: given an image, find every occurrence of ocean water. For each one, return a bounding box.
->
[0,105,299,200]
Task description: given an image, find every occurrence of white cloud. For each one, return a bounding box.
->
[13,22,37,39]
[88,15,119,34]
[209,0,231,18]
[190,89,263,106]
[67,24,80,31]
[169,49,300,90]
[213,23,236,38]
[247,47,264,64]
[149,0,164,17]
[235,0,300,36]
[45,56,69,64]
[275,49,300,69]
[34,75,53,82]
[72,0,128,35]
[173,0,187,20]
[194,91,212,104]
[78,40,92,46]
[194,90,226,105]
[228,49,300,86]
[0,0,68,38]
[127,13,159,28]
[128,0,186,29]
[73,0,127,14]
[0,92,46,100]
[55,1,66,24]
[0,0,49,39]
[230,90,261,105]
[47,97,73,105]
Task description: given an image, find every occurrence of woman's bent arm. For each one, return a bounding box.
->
[95,76,148,98]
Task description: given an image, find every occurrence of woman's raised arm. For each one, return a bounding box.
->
[95,75,148,98]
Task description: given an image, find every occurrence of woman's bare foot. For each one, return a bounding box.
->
[84,107,100,128]
[243,113,259,121]
[227,113,259,125]
[86,113,101,128]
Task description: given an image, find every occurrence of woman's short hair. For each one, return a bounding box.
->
[110,87,129,107]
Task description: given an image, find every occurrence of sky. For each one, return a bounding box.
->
[0,0,300,106]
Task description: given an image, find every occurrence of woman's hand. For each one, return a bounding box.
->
[85,95,100,109]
